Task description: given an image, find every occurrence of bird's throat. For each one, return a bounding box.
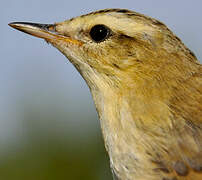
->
[90,77,174,180]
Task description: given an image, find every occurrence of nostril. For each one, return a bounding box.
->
[46,24,66,37]
[46,24,57,32]
[49,24,70,37]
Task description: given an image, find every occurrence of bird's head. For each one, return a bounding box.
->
[9,9,197,93]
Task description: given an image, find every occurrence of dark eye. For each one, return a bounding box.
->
[89,24,111,43]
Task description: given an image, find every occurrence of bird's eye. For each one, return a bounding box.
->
[89,24,111,43]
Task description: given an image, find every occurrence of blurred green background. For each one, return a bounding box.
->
[1,0,202,179]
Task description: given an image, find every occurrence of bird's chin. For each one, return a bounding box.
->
[51,41,90,74]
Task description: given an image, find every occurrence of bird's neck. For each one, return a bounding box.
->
[81,57,199,179]
[90,73,173,142]
[90,79,172,179]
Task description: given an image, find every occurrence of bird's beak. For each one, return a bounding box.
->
[9,22,82,46]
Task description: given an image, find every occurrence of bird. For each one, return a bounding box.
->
[9,9,202,180]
